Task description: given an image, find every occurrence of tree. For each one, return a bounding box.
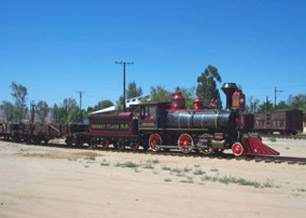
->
[258,100,273,112]
[68,105,83,123]
[127,81,143,99]
[115,95,124,114]
[276,100,290,110]
[178,87,196,109]
[51,104,61,123]
[150,86,172,102]
[246,96,260,113]
[87,100,114,113]
[116,81,143,114]
[1,101,15,122]
[287,94,306,110]
[51,98,77,123]
[196,65,222,108]
[36,101,49,123]
[63,98,77,111]
[11,82,28,123]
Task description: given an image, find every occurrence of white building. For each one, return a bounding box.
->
[89,95,151,116]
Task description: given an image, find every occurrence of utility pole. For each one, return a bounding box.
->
[115,61,134,112]
[76,91,86,111]
[30,100,35,125]
[274,87,283,110]
[266,96,269,111]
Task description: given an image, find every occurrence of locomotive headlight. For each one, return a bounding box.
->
[240,98,245,105]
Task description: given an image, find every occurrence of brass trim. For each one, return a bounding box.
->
[215,112,220,129]
[178,112,182,129]
[187,114,191,129]
[201,113,205,128]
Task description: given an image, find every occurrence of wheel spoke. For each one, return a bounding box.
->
[102,139,109,149]
[117,139,125,150]
[149,134,162,152]
[178,134,193,154]
[131,142,139,151]
[232,142,244,156]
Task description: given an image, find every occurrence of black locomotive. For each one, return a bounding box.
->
[85,82,278,156]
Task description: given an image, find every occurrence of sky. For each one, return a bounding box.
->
[1,0,306,109]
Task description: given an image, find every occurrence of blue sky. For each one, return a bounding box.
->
[1,0,305,109]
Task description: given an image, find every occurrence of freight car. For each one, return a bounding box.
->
[0,82,280,157]
[0,122,88,145]
[241,110,303,135]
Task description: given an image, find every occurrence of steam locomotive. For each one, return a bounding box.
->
[0,82,279,157]
[86,83,278,156]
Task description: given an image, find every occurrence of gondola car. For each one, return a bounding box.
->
[241,110,303,135]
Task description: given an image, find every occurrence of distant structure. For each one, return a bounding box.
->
[89,95,151,116]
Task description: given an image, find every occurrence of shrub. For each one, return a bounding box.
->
[193,169,206,175]
[269,137,277,142]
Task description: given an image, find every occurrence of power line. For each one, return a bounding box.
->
[274,87,284,109]
[244,85,306,90]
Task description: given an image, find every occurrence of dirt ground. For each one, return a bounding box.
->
[0,138,306,218]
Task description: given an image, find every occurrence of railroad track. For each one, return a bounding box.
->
[146,150,306,165]
[259,134,306,140]
[3,140,306,165]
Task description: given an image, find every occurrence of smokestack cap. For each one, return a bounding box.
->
[221,83,238,93]
[221,83,238,109]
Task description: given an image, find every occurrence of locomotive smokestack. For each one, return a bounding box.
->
[221,83,238,109]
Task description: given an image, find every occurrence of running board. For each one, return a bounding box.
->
[241,137,280,156]
[154,144,209,149]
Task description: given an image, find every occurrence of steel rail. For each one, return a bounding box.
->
[2,139,306,165]
[259,134,306,140]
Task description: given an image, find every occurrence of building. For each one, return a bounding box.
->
[89,95,151,116]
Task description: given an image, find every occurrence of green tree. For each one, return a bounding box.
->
[150,86,172,102]
[127,81,143,99]
[287,94,306,109]
[258,100,273,112]
[1,101,15,122]
[88,100,114,113]
[276,100,290,110]
[116,81,143,113]
[36,101,49,123]
[68,105,83,123]
[52,98,77,123]
[11,82,28,123]
[196,65,222,108]
[115,95,124,114]
[178,87,196,109]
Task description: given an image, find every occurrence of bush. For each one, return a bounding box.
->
[269,137,277,142]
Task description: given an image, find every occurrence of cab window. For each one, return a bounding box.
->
[148,106,156,120]
[140,106,146,120]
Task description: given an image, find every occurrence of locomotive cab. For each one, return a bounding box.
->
[131,102,171,130]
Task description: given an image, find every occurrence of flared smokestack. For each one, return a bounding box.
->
[221,83,238,109]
